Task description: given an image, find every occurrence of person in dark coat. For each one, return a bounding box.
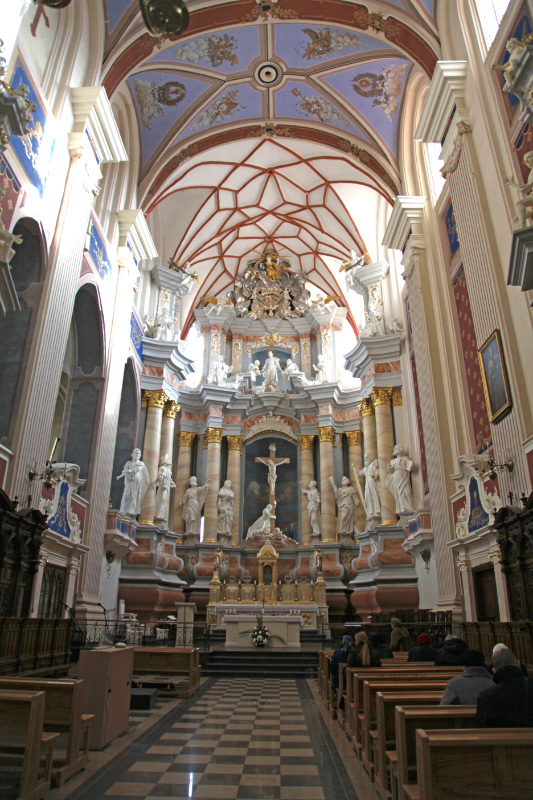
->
[440,649,492,705]
[370,632,393,660]
[434,634,468,666]
[390,617,412,652]
[347,631,381,668]
[407,633,437,662]
[330,635,354,691]
[475,647,533,727]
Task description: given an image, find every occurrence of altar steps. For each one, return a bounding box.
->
[202,649,319,678]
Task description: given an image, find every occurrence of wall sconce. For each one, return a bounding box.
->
[486,456,514,482]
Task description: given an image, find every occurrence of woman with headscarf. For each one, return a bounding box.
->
[347,631,382,668]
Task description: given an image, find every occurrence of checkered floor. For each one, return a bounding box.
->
[67,678,367,800]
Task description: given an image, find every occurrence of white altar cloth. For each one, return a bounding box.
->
[212,604,320,629]
[222,614,303,648]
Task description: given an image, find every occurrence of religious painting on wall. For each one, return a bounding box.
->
[478,329,512,424]
[243,437,298,540]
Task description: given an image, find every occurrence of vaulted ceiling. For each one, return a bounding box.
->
[101,0,440,331]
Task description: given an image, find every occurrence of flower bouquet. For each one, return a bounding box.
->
[241,613,285,647]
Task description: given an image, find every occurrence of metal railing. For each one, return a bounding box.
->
[71,619,211,655]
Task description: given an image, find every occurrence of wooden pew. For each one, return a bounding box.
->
[0,677,92,787]
[410,728,533,800]
[395,705,477,800]
[361,680,449,779]
[393,652,409,661]
[349,668,463,756]
[382,660,434,667]
[132,647,200,696]
[318,650,334,701]
[374,691,443,800]
[0,689,59,800]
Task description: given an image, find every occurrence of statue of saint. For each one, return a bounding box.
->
[262,350,281,391]
[249,359,261,382]
[213,548,223,574]
[208,355,231,386]
[301,480,322,537]
[329,476,359,536]
[246,503,276,537]
[313,354,330,383]
[358,454,381,518]
[117,448,150,517]
[177,476,211,537]
[155,453,176,522]
[284,358,301,376]
[313,547,323,574]
[217,479,234,536]
[386,444,414,514]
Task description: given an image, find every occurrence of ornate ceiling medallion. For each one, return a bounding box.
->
[254,62,283,88]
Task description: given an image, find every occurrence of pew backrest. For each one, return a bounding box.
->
[0,689,46,793]
[133,647,199,678]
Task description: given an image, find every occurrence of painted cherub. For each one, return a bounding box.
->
[505,150,533,229]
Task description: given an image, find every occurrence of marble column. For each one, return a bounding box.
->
[346,430,365,531]
[317,425,336,542]
[300,333,312,376]
[173,431,196,538]
[203,427,223,543]
[359,398,377,459]
[226,435,243,546]
[371,388,396,524]
[299,434,315,546]
[139,390,167,525]
[159,401,180,526]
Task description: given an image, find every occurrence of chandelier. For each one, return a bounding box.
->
[37,0,190,37]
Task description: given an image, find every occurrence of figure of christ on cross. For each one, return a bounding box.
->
[255,443,290,533]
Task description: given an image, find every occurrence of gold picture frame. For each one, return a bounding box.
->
[478,329,512,424]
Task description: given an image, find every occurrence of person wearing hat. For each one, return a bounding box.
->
[407,633,437,662]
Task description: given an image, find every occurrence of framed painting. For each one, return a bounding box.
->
[478,330,512,424]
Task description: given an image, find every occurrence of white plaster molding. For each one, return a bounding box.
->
[118,209,158,261]
[450,455,501,540]
[381,196,426,251]
[414,61,469,144]
[70,87,128,164]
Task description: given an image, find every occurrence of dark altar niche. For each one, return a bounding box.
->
[243,437,298,542]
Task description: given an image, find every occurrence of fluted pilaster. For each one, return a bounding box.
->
[227,436,243,545]
[316,425,336,541]
[203,426,223,542]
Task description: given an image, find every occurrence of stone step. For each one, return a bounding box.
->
[203,649,319,678]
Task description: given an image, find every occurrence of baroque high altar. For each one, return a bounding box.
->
[114,245,423,627]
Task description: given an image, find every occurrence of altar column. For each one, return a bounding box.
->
[359,398,377,462]
[346,430,365,531]
[159,401,179,523]
[139,390,167,525]
[371,388,396,524]
[203,427,223,543]
[173,431,196,538]
[226,435,243,546]
[299,435,315,546]
[317,426,336,542]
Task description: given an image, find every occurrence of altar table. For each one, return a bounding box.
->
[222,614,303,648]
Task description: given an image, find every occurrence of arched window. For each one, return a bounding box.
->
[474,0,512,48]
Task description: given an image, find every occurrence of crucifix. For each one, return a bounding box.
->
[255,443,290,533]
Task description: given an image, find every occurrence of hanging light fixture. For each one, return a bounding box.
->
[37,0,190,37]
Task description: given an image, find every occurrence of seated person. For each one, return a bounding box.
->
[330,635,354,696]
[439,649,492,705]
[370,632,393,660]
[434,634,468,666]
[475,646,533,727]
[390,617,412,652]
[408,633,437,662]
[347,631,382,668]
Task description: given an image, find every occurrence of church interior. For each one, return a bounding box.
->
[0,0,533,798]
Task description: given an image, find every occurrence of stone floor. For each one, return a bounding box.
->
[51,678,376,800]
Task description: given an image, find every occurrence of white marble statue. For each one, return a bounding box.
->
[249,359,261,382]
[208,355,231,386]
[386,444,414,515]
[492,37,527,91]
[313,354,330,383]
[155,453,176,522]
[262,351,281,391]
[246,503,276,537]
[505,150,533,229]
[358,454,381,518]
[313,547,323,574]
[177,476,211,537]
[217,479,234,536]
[301,480,322,538]
[284,358,302,376]
[329,476,359,536]
[117,448,150,517]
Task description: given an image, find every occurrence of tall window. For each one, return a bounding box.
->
[475,0,512,48]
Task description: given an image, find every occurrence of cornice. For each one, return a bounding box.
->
[70,86,128,163]
[382,196,426,251]
[414,61,469,144]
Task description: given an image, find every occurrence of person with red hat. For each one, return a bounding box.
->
[407,632,437,662]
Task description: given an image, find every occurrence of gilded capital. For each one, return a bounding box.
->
[227,435,243,453]
[177,430,196,448]
[206,427,223,445]
[141,394,148,410]
[345,430,362,447]
[358,398,374,417]
[144,389,168,409]
[392,387,402,406]
[371,387,392,407]
[299,435,315,450]
[163,401,180,419]
[316,425,336,446]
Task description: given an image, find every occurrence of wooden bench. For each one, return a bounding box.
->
[374,691,443,800]
[318,650,334,702]
[408,728,533,800]
[361,680,449,779]
[0,689,59,800]
[132,647,200,696]
[395,705,477,800]
[0,677,93,787]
